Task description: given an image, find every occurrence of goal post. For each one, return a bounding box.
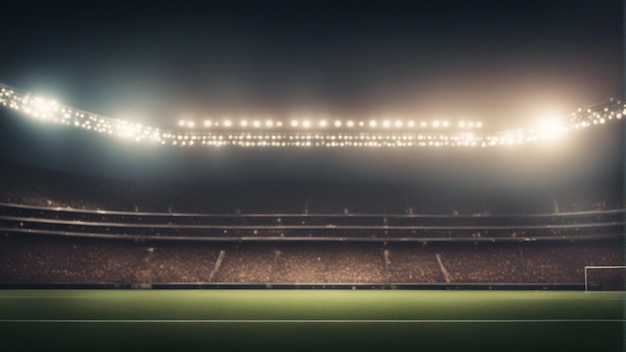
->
[584,266,626,292]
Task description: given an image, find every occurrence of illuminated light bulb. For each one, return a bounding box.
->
[291,120,299,127]
[188,121,195,128]
[241,120,248,127]
[334,120,342,127]
[420,121,427,128]
[369,120,377,128]
[302,120,311,128]
[253,120,261,128]
[223,120,232,127]
[178,120,185,127]
[382,120,391,128]
[265,120,274,128]
[394,120,402,128]
[319,120,328,127]
[433,120,440,128]
[359,121,364,127]
[476,121,482,128]
[204,120,212,127]
[276,121,283,127]
[407,120,415,128]
[347,120,354,127]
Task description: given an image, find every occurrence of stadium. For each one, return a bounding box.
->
[0,1,624,351]
[0,81,624,350]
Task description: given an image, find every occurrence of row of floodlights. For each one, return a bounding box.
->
[1,86,623,149]
[178,118,483,129]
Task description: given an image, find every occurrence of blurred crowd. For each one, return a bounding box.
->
[0,161,622,288]
[0,234,621,286]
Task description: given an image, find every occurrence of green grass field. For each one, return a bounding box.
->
[0,290,623,352]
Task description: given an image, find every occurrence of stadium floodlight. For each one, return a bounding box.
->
[536,117,567,141]
[33,97,55,114]
[0,81,622,149]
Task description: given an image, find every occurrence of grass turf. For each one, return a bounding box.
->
[0,290,623,351]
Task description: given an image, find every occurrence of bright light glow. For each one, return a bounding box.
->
[0,82,620,149]
[537,118,567,141]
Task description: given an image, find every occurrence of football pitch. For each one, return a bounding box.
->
[0,289,623,352]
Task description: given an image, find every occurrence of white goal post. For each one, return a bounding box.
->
[584,266,626,292]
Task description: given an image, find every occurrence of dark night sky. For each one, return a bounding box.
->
[0,0,621,131]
